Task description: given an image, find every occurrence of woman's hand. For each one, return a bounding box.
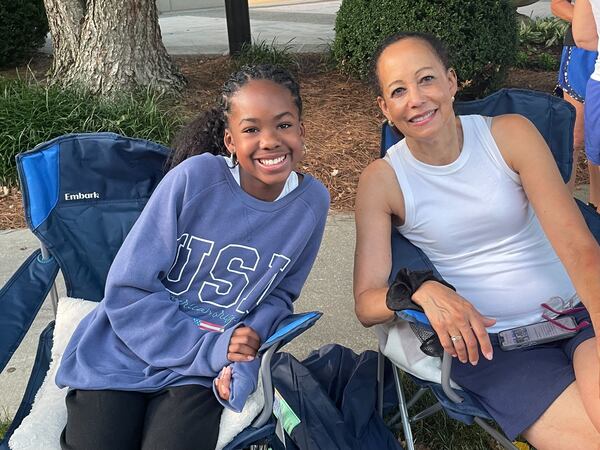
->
[228,326,260,362]
[412,280,496,365]
[215,366,232,401]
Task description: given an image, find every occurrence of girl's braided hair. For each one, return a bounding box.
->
[167,64,302,170]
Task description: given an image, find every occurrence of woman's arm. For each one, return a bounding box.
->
[551,0,574,22]
[573,0,599,50]
[492,114,600,330]
[354,160,400,327]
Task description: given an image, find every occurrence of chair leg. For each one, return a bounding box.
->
[392,366,416,450]
[410,402,444,422]
[377,350,385,418]
[40,243,59,317]
[406,387,428,409]
[473,417,518,450]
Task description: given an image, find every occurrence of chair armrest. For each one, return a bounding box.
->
[252,311,322,428]
[0,250,59,372]
[257,311,322,356]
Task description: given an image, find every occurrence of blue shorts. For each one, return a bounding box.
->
[585,78,600,165]
[451,308,595,440]
[557,46,597,102]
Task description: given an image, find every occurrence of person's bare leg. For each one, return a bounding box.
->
[563,93,585,193]
[573,339,600,432]
[589,164,600,209]
[522,338,600,449]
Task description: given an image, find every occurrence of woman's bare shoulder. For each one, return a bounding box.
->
[357,157,405,219]
[490,113,533,133]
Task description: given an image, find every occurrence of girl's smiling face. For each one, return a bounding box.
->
[224,79,305,202]
[376,38,458,141]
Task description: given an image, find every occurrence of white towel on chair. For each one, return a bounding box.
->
[9,297,264,450]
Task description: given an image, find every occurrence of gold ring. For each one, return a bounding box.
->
[450,335,463,342]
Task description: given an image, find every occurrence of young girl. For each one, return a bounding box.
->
[56,64,330,450]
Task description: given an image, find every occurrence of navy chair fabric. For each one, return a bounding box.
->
[0,250,59,372]
[17,132,171,301]
[0,133,170,447]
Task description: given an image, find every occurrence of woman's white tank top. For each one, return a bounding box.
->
[384,115,576,332]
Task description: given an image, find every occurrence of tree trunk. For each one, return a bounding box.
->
[43,0,85,80]
[43,0,185,96]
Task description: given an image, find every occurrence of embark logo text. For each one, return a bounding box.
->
[64,192,101,201]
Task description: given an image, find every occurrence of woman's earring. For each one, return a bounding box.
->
[451,96,455,102]
[231,151,238,165]
[387,119,394,127]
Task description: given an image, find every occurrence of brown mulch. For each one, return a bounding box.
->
[0,55,586,230]
[0,190,26,230]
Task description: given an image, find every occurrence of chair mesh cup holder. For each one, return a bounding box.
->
[409,322,444,357]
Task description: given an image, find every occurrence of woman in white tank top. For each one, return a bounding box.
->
[353,32,600,447]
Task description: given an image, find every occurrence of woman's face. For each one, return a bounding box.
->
[376,38,457,140]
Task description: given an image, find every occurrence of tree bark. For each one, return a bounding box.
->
[43,0,85,80]
[43,0,185,96]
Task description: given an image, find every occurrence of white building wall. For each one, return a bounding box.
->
[157,0,223,13]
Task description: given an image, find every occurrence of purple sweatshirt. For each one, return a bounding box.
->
[55,153,329,412]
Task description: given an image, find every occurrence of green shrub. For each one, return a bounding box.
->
[0,76,183,187]
[332,0,518,99]
[233,38,298,71]
[0,0,49,67]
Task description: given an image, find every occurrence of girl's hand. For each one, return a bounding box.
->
[228,326,260,362]
[412,281,496,365]
[215,366,232,401]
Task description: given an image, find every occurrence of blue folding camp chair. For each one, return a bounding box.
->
[377,88,600,450]
[0,132,321,450]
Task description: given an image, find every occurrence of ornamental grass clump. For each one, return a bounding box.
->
[0,76,182,187]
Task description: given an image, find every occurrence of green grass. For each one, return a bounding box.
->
[233,38,298,72]
[0,410,11,440]
[0,75,184,187]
